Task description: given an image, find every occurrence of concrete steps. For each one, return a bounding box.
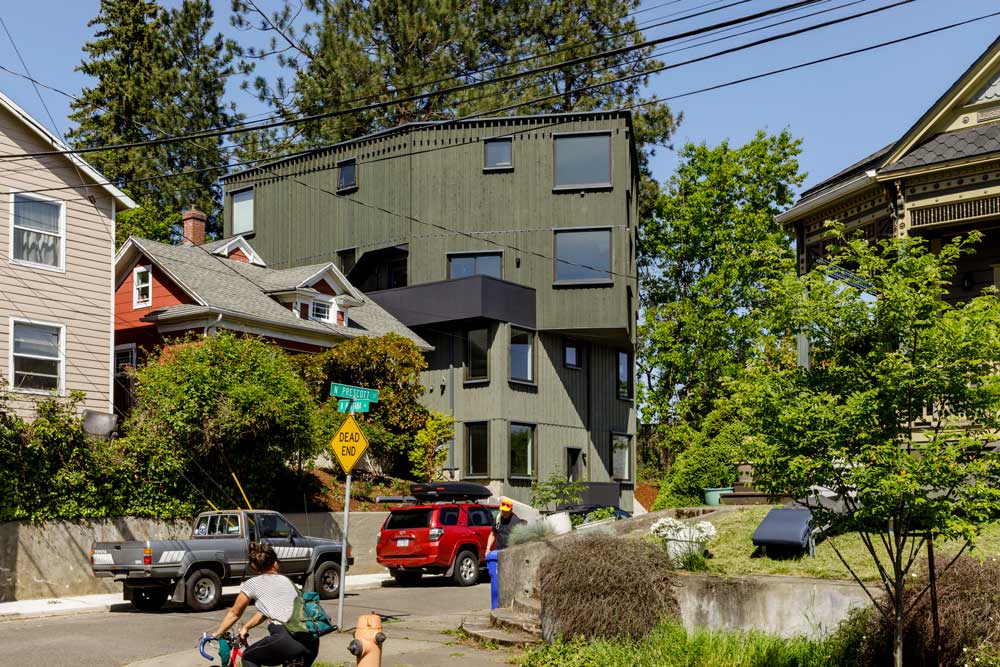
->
[491,607,542,636]
[513,596,540,617]
[461,612,541,647]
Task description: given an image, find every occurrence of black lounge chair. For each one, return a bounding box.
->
[752,507,816,556]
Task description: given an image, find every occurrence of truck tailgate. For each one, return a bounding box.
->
[90,539,188,575]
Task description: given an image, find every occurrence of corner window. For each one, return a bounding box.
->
[484,138,513,170]
[554,133,611,189]
[133,265,151,308]
[466,328,489,381]
[617,350,633,400]
[554,228,611,283]
[311,301,331,322]
[338,158,358,191]
[12,193,63,270]
[510,327,534,383]
[11,319,63,393]
[510,423,534,478]
[448,252,502,280]
[466,422,489,477]
[564,341,581,369]
[612,433,631,480]
[231,189,254,235]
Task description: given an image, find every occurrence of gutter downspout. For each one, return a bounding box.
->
[448,334,455,477]
[204,313,223,336]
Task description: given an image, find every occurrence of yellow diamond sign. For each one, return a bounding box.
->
[330,414,369,474]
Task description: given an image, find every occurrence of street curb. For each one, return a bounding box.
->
[0,575,392,623]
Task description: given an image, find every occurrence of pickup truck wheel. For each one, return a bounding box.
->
[314,561,341,600]
[185,569,222,612]
[391,570,422,587]
[452,551,479,587]
[131,587,168,611]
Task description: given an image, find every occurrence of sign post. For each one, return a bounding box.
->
[329,411,370,632]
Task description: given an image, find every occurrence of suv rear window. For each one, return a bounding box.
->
[386,509,432,529]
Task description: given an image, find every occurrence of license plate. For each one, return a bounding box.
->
[396,538,410,547]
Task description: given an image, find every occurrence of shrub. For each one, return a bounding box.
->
[538,534,678,641]
[530,473,586,511]
[508,520,554,547]
[839,555,1000,666]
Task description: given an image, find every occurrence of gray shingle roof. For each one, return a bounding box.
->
[881,122,1000,174]
[131,238,430,349]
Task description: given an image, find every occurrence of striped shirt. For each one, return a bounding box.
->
[239,573,297,623]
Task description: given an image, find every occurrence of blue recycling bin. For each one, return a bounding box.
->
[485,550,499,609]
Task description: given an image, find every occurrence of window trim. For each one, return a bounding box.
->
[337,157,359,193]
[483,137,514,172]
[132,265,152,309]
[552,131,613,192]
[564,340,582,370]
[9,191,66,273]
[552,226,614,286]
[617,350,633,401]
[310,298,333,322]
[509,326,536,384]
[508,421,536,480]
[465,327,490,383]
[611,431,632,481]
[447,250,503,280]
[231,187,254,236]
[465,421,490,478]
[9,316,65,396]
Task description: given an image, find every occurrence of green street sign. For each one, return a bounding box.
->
[338,399,370,413]
[329,383,379,402]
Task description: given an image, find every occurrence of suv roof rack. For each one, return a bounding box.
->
[374,482,493,504]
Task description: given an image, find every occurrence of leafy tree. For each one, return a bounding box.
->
[530,473,586,511]
[638,131,802,467]
[409,412,455,481]
[749,229,1000,667]
[70,0,239,241]
[122,331,317,510]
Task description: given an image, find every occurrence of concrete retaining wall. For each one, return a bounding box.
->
[0,511,390,601]
[497,507,872,639]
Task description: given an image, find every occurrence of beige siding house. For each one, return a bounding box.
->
[0,91,135,419]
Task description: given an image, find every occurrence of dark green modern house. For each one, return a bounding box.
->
[222,112,638,510]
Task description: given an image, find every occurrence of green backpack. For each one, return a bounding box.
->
[284,588,336,641]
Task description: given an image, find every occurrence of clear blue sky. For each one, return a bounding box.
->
[0,1,998,193]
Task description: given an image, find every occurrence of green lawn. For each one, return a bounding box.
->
[698,506,1000,581]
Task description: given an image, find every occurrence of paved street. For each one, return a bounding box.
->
[0,578,499,667]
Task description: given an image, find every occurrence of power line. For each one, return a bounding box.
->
[0,0,830,162]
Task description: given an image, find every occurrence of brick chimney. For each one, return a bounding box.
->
[182,208,207,246]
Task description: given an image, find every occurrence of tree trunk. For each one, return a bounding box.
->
[894,580,905,667]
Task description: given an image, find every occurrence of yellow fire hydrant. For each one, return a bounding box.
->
[347,612,386,667]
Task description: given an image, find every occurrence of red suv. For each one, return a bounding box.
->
[376,502,498,586]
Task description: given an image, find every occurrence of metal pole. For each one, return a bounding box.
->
[337,472,351,631]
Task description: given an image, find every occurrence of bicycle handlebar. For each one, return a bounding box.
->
[198,634,216,661]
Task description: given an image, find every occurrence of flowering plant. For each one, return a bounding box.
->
[649,517,717,543]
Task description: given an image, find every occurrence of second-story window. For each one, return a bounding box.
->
[448,252,501,280]
[311,301,331,321]
[564,341,582,369]
[232,189,254,235]
[338,158,358,191]
[554,228,611,283]
[466,328,489,381]
[554,133,611,189]
[12,193,63,270]
[133,266,152,308]
[510,327,534,383]
[484,138,513,170]
[618,350,633,400]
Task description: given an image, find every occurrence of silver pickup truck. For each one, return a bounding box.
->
[91,510,352,611]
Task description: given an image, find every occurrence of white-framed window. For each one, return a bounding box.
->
[311,300,331,322]
[10,318,64,394]
[231,188,254,235]
[11,192,65,271]
[132,265,151,308]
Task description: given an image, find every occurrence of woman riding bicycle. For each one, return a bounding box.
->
[211,542,320,667]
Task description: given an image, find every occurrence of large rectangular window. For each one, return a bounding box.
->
[612,433,631,480]
[510,423,534,478]
[448,252,502,280]
[510,327,534,383]
[484,138,513,170]
[12,194,63,270]
[231,189,254,235]
[617,350,632,400]
[11,319,62,393]
[337,158,358,191]
[554,228,611,283]
[133,265,151,308]
[554,133,611,189]
[466,422,489,477]
[466,328,489,381]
